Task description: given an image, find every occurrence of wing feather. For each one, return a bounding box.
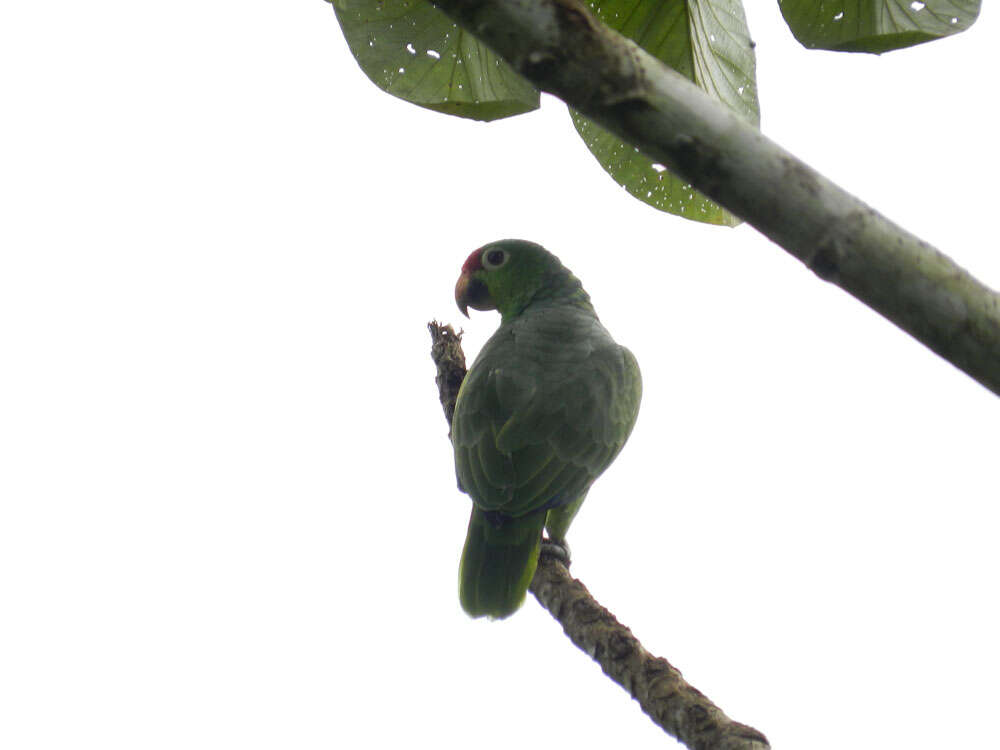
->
[452,306,641,521]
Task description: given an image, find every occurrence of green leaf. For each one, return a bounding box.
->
[572,0,760,226]
[778,0,981,54]
[331,0,539,121]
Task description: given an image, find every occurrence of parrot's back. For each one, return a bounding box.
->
[452,301,641,618]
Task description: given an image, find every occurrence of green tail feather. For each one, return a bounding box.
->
[459,507,547,619]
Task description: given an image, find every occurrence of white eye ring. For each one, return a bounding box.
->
[482,248,507,269]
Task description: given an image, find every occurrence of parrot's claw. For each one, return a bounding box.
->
[540,538,571,568]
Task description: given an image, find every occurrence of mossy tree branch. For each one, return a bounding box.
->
[429,321,769,750]
[427,0,1000,396]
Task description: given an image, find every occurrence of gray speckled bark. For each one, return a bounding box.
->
[428,0,1000,396]
[429,322,769,750]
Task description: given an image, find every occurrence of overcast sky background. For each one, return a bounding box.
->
[2,2,998,749]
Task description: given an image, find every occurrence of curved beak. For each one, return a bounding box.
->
[454,272,493,318]
[455,273,472,318]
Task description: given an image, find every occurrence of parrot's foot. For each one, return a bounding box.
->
[539,538,571,568]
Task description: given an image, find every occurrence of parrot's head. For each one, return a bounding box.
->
[455,239,585,320]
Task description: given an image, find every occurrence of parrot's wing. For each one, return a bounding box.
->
[499,343,641,517]
[453,340,641,519]
[452,358,527,509]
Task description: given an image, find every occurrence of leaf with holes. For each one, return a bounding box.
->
[331,0,539,121]
[572,0,760,226]
[779,0,981,53]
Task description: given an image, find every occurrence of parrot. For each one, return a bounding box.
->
[451,239,641,619]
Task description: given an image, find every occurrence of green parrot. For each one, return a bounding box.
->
[451,239,642,619]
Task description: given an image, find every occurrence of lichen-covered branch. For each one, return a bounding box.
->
[530,560,769,750]
[427,0,1000,397]
[428,320,467,428]
[429,321,770,750]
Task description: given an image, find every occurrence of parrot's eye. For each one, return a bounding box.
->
[483,249,507,269]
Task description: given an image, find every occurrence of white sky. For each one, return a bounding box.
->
[2,3,998,749]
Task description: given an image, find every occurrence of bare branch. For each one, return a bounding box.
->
[429,321,769,750]
[427,0,1000,396]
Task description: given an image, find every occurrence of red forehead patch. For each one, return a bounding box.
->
[461,248,484,274]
